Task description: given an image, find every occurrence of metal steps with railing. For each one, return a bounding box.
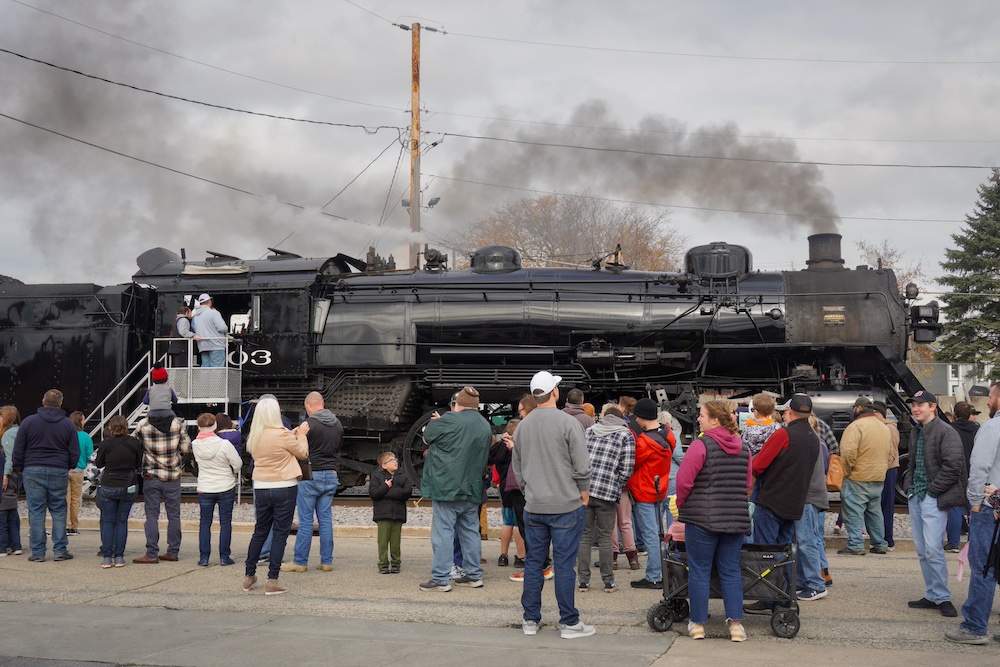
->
[84,337,244,438]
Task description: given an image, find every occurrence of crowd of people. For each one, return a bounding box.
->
[1,372,999,645]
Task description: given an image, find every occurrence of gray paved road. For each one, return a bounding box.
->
[0,526,997,666]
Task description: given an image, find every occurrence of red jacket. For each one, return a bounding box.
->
[627,428,674,503]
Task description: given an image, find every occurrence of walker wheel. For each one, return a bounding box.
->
[770,609,800,638]
[667,598,690,621]
[647,602,674,632]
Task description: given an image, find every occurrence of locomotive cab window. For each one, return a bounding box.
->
[195,294,255,334]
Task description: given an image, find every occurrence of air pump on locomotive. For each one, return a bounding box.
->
[0,233,940,489]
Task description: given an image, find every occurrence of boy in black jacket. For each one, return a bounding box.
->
[369,452,412,574]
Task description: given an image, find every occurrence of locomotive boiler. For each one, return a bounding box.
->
[1,233,938,488]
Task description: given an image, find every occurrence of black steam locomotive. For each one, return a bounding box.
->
[0,233,938,486]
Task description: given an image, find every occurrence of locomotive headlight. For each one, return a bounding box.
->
[905,283,919,299]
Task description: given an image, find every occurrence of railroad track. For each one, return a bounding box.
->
[174,493,504,508]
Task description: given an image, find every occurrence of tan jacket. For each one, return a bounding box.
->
[883,421,900,468]
[249,428,309,482]
[840,413,894,482]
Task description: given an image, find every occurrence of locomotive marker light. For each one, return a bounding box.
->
[910,300,943,343]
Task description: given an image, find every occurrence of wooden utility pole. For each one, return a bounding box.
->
[409,22,421,270]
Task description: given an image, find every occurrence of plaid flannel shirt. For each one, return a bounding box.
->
[134,418,191,482]
[584,418,636,503]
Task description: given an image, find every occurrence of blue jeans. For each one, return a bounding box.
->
[246,485,297,580]
[429,500,482,583]
[686,524,744,623]
[908,494,950,603]
[959,509,999,636]
[795,504,826,592]
[752,505,796,545]
[631,501,662,582]
[841,478,887,550]
[0,509,22,552]
[98,485,137,558]
[21,467,69,557]
[198,487,236,560]
[522,506,585,626]
[453,534,464,569]
[200,350,226,367]
[881,468,898,548]
[946,504,969,547]
[293,470,338,566]
[817,510,828,569]
[252,485,274,559]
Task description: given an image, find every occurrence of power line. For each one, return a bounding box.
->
[435,132,992,170]
[321,137,402,210]
[16,1,999,146]
[428,173,966,224]
[422,108,1000,145]
[9,0,406,113]
[342,0,394,25]
[5,43,989,173]
[445,31,1000,66]
[343,0,999,65]
[0,47,405,134]
[0,110,378,229]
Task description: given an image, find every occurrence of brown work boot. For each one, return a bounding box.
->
[626,550,641,570]
[265,579,288,595]
[242,575,257,592]
[132,555,159,564]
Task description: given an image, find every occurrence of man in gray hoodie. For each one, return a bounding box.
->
[576,405,635,593]
[513,371,594,639]
[284,392,344,573]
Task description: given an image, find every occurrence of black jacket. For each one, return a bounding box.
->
[369,467,412,523]
[96,435,144,488]
[951,419,979,477]
[903,416,967,510]
[305,409,344,471]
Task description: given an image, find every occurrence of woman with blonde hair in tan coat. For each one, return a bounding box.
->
[242,398,308,595]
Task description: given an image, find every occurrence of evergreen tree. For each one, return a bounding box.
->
[939,167,1000,379]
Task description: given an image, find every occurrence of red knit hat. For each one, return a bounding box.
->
[151,367,168,383]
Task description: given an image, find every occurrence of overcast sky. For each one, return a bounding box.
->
[1,0,997,294]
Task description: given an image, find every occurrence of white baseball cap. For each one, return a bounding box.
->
[530,370,562,396]
[197,293,212,304]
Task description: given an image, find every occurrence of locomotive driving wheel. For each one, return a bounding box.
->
[400,410,439,486]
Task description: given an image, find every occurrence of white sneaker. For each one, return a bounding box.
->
[450,565,466,580]
[522,620,539,636]
[560,622,596,639]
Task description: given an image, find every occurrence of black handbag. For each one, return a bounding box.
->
[298,459,313,481]
[0,472,18,512]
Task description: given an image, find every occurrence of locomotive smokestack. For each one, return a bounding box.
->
[805,233,846,272]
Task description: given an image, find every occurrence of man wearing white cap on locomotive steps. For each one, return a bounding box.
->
[191,294,229,368]
[513,370,596,639]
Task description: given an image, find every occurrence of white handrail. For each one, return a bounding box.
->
[85,350,153,437]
